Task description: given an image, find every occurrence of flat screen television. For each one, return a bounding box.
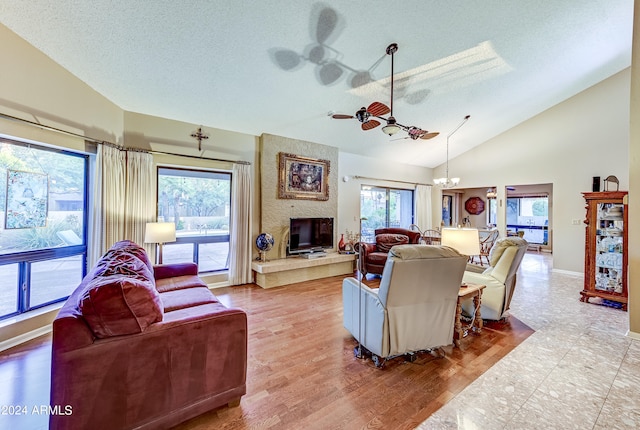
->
[288,217,334,255]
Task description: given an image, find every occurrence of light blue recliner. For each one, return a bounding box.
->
[342,244,467,367]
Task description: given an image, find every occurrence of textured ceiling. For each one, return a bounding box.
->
[0,1,633,167]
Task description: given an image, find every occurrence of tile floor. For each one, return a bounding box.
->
[418,252,638,429]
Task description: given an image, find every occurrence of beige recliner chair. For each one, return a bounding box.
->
[462,237,528,321]
[342,244,467,367]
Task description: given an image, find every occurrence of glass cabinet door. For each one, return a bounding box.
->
[594,202,624,294]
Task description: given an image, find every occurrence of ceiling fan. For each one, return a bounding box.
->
[332,43,439,140]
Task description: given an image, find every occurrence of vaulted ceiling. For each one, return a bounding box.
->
[0,1,633,167]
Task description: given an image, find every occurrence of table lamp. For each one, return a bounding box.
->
[144,222,176,264]
[440,227,481,257]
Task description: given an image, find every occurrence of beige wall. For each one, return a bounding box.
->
[433,69,630,273]
[0,24,123,150]
[259,134,339,259]
[458,187,490,228]
[628,0,640,336]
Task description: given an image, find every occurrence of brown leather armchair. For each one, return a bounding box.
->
[357,227,422,276]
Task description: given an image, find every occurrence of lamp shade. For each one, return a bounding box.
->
[144,222,176,244]
[441,227,480,256]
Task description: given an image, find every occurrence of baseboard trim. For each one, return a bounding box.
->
[626,330,640,340]
[551,268,583,277]
[208,281,231,289]
[0,324,52,352]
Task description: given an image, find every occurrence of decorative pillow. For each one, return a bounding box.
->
[79,240,162,338]
[103,240,153,271]
[376,233,409,253]
[79,274,163,338]
[94,252,153,280]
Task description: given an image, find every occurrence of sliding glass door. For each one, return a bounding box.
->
[360,186,414,241]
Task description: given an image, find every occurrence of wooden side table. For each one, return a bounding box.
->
[454,283,486,347]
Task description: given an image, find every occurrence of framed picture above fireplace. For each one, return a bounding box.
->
[278,152,330,201]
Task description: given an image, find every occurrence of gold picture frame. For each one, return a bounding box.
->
[278,153,330,200]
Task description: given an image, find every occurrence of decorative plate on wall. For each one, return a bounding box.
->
[465,197,485,215]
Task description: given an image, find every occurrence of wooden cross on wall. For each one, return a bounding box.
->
[190,127,209,151]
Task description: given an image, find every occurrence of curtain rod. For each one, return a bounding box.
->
[149,150,250,165]
[351,175,432,187]
[0,111,251,165]
[0,112,108,145]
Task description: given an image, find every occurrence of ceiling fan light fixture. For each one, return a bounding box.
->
[382,117,401,135]
[382,124,401,135]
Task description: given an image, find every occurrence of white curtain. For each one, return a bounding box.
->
[124,151,155,254]
[89,144,126,265]
[415,184,433,230]
[89,145,154,265]
[228,163,252,285]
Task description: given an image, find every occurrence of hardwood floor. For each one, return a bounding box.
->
[0,274,533,430]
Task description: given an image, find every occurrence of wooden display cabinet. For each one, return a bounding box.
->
[581,191,628,310]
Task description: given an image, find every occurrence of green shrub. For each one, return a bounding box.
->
[14,216,81,250]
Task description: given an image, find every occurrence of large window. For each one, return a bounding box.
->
[157,167,231,273]
[360,186,414,241]
[0,138,88,320]
[506,195,549,244]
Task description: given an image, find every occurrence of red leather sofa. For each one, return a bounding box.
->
[50,240,247,430]
[357,227,422,275]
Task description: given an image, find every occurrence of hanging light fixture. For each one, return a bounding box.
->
[434,115,470,188]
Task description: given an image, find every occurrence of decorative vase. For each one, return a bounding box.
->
[338,233,346,252]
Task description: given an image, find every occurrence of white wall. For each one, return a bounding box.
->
[337,152,432,238]
[433,69,631,273]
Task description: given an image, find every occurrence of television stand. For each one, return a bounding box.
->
[300,251,326,259]
[251,252,356,288]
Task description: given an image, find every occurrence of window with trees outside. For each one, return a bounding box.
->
[157,167,231,273]
[360,186,414,242]
[0,138,88,320]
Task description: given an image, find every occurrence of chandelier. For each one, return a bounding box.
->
[434,115,470,188]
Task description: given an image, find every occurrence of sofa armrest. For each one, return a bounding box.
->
[342,277,386,356]
[465,263,485,273]
[354,242,376,257]
[153,262,199,280]
[51,302,247,430]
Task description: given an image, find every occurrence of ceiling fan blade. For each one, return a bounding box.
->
[420,132,440,140]
[367,102,390,117]
[332,114,354,119]
[361,120,381,131]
